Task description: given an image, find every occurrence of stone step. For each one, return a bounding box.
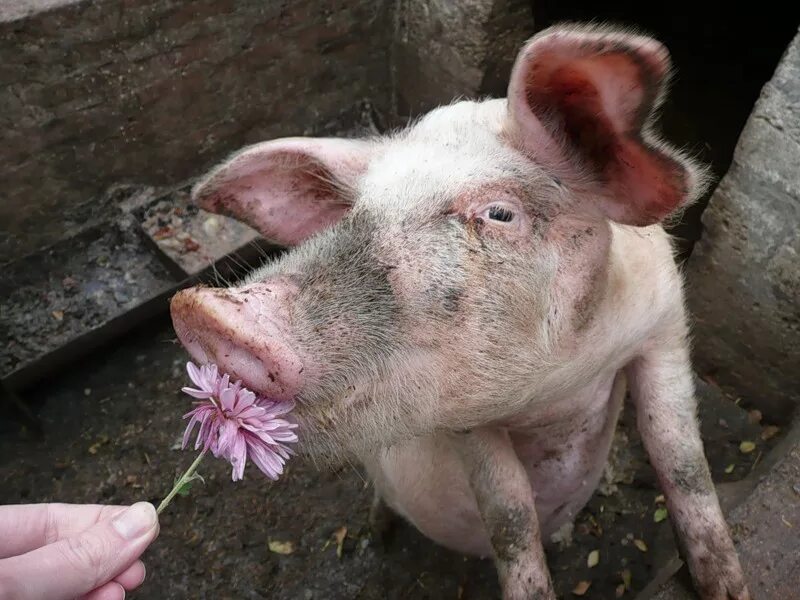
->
[0,103,383,392]
[643,26,800,599]
[0,184,277,390]
[643,427,800,600]
[544,375,777,599]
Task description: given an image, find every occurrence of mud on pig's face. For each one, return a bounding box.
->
[170,25,705,459]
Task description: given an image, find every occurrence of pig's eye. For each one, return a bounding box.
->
[487,205,514,222]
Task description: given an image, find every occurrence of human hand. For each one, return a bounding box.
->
[0,502,159,600]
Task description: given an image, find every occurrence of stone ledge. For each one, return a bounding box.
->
[0,0,82,23]
[0,98,384,390]
[0,183,280,389]
[644,426,800,600]
[686,28,800,420]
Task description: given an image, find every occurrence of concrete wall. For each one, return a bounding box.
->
[686,29,800,421]
[391,0,532,116]
[0,0,393,263]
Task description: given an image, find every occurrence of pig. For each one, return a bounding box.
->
[170,24,750,600]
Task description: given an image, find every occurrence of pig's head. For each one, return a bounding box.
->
[171,25,706,460]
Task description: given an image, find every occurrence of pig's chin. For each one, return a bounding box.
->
[290,384,441,465]
[288,401,381,464]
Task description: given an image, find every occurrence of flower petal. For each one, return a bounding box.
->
[216,419,240,456]
[248,428,277,445]
[278,443,296,459]
[219,386,237,412]
[182,412,203,449]
[181,386,214,399]
[230,434,248,481]
[182,405,206,420]
[200,364,218,392]
[180,363,297,481]
[238,389,256,407]
[195,412,215,451]
[248,440,282,480]
[271,444,290,460]
[270,430,299,443]
[219,372,230,396]
[257,397,294,413]
[186,361,203,387]
[257,418,293,430]
[237,405,266,421]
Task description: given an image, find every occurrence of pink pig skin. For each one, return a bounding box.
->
[171,24,750,600]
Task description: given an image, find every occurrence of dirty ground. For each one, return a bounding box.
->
[0,315,777,600]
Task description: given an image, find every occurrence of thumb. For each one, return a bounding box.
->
[0,502,159,600]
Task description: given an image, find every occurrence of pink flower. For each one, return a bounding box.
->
[181,362,298,481]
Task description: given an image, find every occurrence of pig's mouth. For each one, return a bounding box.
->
[170,286,306,403]
[171,284,441,459]
[170,286,377,453]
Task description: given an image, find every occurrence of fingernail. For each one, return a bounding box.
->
[112,502,157,539]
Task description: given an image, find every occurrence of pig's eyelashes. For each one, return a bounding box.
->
[445,201,523,233]
[476,202,517,225]
[487,205,514,223]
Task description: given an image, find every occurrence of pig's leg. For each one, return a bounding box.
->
[628,345,750,600]
[454,428,555,600]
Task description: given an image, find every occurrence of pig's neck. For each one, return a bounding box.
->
[541,222,680,406]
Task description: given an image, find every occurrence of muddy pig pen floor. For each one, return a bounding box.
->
[0,315,780,599]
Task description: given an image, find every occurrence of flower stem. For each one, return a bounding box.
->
[157,450,207,515]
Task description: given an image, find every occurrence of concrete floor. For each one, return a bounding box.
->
[0,315,775,599]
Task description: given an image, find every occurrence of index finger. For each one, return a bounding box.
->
[0,503,127,558]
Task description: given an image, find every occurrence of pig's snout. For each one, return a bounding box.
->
[170,281,305,401]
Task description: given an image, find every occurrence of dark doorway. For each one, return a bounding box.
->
[532,2,800,254]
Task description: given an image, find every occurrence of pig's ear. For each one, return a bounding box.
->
[507,26,707,226]
[192,138,371,245]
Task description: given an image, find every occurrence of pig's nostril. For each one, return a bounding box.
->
[170,285,306,401]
